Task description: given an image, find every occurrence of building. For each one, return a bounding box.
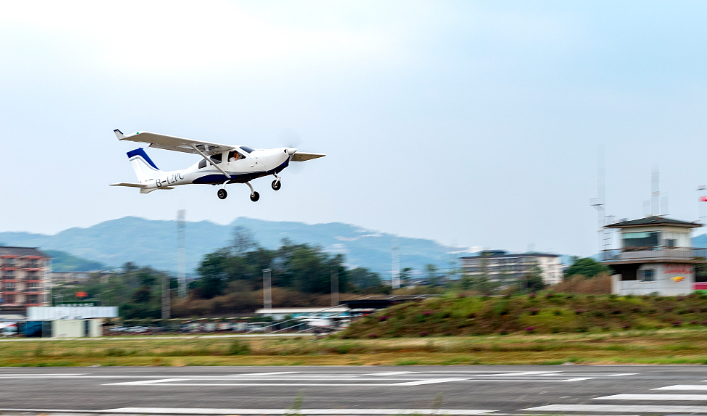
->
[255,307,350,321]
[0,247,52,307]
[51,271,92,285]
[601,216,706,296]
[460,250,563,285]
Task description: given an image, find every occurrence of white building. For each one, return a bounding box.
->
[460,250,563,285]
[602,216,706,296]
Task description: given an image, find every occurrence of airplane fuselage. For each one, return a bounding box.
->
[141,148,291,190]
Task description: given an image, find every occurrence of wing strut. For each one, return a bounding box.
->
[190,144,230,179]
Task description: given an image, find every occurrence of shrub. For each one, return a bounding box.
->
[226,340,251,356]
[575,309,586,315]
[525,326,535,333]
[554,310,563,316]
[378,316,388,322]
[673,321,682,327]
[529,309,539,315]
[368,333,378,339]
[419,331,428,337]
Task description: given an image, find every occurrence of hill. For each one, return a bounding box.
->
[0,217,464,276]
[44,250,106,272]
[340,293,707,338]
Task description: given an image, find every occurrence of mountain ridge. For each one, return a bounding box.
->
[0,216,469,277]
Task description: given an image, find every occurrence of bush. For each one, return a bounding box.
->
[226,340,251,355]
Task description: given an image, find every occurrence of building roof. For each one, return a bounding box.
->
[604,216,701,229]
[0,247,51,258]
[460,251,559,259]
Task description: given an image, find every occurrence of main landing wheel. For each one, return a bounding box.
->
[250,191,260,202]
[217,189,227,199]
[271,180,281,191]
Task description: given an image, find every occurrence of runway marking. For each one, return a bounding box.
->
[524,404,707,412]
[105,407,497,415]
[492,371,560,376]
[364,371,414,376]
[105,378,190,386]
[235,372,298,376]
[103,377,469,387]
[654,384,707,391]
[0,373,86,377]
[596,393,707,401]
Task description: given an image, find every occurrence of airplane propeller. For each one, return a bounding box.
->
[279,128,305,174]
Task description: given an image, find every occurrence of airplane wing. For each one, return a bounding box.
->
[291,152,326,162]
[114,129,233,155]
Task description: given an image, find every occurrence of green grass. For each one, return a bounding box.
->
[339,293,707,338]
[3,328,707,366]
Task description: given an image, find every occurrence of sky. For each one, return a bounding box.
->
[2,0,707,257]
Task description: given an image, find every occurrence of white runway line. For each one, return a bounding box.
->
[0,373,86,377]
[102,378,466,387]
[596,393,707,401]
[491,371,560,376]
[654,384,707,391]
[104,378,189,386]
[105,408,497,415]
[235,372,298,376]
[524,404,707,413]
[364,371,414,376]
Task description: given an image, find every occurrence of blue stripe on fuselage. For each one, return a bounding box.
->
[192,159,290,185]
[127,148,159,170]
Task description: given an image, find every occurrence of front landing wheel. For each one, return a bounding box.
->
[272,180,281,191]
[250,191,260,202]
[217,189,227,199]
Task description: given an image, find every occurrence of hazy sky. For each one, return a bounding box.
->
[2,1,707,257]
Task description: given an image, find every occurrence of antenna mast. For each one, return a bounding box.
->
[590,146,612,254]
[652,166,660,216]
[177,209,186,298]
[391,235,400,289]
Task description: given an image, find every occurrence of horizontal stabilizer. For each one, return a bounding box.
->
[110,182,173,191]
[291,152,326,162]
[110,182,145,188]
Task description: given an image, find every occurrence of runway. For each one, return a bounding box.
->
[1,365,707,415]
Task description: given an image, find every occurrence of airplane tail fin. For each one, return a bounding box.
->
[127,148,161,183]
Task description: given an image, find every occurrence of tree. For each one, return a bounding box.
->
[425,264,440,286]
[348,268,383,291]
[232,226,256,255]
[131,286,151,303]
[564,257,612,279]
[399,267,413,287]
[522,263,546,292]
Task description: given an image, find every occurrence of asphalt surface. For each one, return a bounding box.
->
[1,365,707,415]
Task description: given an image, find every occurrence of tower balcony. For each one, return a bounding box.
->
[601,247,707,264]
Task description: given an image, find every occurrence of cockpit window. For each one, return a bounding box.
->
[210,153,222,164]
[228,151,244,162]
[240,146,255,153]
[198,159,207,169]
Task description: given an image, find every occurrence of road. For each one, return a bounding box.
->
[1,365,707,415]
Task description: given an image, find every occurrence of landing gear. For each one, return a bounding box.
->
[271,180,281,191]
[245,182,259,202]
[217,189,227,199]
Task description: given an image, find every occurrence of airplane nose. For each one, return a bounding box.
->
[286,148,297,155]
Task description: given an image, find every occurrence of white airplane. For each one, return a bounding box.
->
[110,129,325,200]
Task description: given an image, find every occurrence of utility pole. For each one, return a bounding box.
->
[391,235,400,289]
[161,273,170,319]
[262,268,272,310]
[177,210,186,298]
[331,271,339,307]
